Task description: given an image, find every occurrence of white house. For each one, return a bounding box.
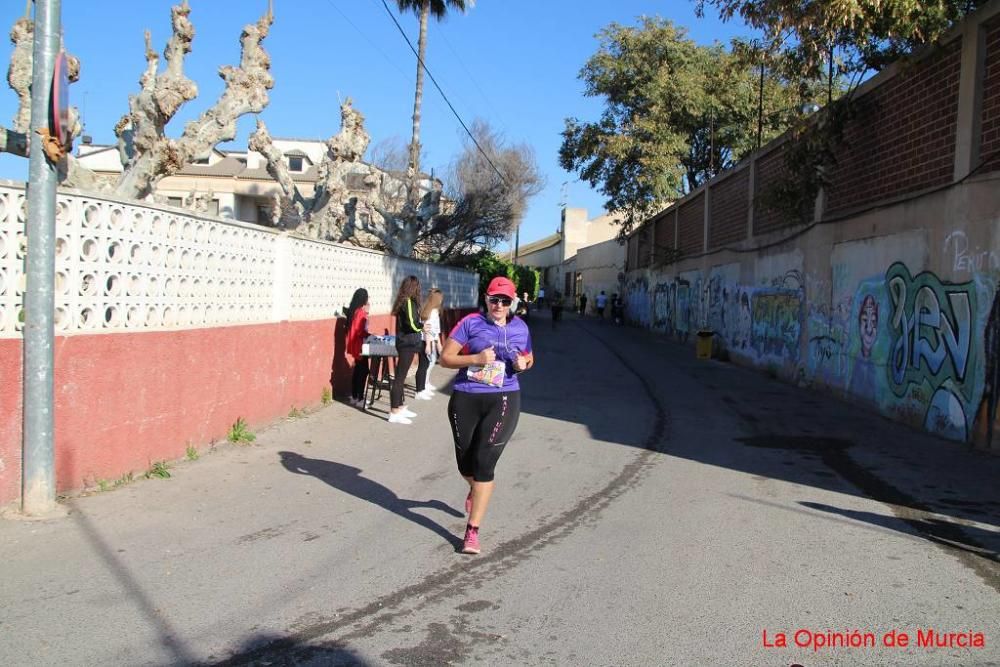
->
[507,207,625,307]
[75,138,380,225]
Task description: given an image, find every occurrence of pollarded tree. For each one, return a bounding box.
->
[112,0,275,200]
[0,1,275,200]
[1,12,82,161]
[252,108,542,261]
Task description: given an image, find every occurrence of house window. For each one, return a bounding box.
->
[167,197,183,208]
[257,205,271,224]
[288,156,303,172]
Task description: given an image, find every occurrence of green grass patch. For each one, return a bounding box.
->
[145,461,171,479]
[228,417,256,444]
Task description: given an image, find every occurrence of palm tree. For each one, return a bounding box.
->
[395,0,472,181]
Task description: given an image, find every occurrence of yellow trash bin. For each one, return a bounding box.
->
[695,330,714,359]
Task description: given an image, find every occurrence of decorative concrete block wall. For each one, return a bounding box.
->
[0,183,478,504]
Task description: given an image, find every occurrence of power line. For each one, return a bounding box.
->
[322,0,410,84]
[435,23,500,125]
[377,0,507,185]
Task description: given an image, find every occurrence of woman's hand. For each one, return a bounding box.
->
[514,352,533,372]
[514,354,528,372]
[477,347,496,365]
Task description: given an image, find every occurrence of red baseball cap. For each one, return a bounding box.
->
[485,276,517,299]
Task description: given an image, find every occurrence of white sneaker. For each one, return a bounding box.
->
[399,407,418,418]
[415,389,434,400]
[387,412,412,424]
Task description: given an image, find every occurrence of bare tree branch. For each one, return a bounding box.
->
[113,1,274,200]
[8,16,32,134]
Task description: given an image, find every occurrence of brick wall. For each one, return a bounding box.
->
[636,224,653,268]
[753,143,793,235]
[653,212,675,263]
[826,39,962,214]
[708,167,750,249]
[982,15,1000,173]
[678,193,705,257]
[627,8,993,260]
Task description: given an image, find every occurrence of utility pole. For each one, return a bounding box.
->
[22,0,61,516]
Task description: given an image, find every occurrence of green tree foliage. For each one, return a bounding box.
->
[695,1,984,223]
[512,264,540,300]
[696,0,987,78]
[560,17,824,235]
[461,250,539,302]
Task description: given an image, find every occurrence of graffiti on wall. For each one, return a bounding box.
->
[750,290,803,362]
[943,230,1000,276]
[625,275,651,327]
[884,263,982,440]
[886,263,974,392]
[652,281,674,333]
[628,245,1000,444]
[980,285,1000,447]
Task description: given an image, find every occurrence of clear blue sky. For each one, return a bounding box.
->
[0,0,754,249]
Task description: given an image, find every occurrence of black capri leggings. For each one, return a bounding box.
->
[447,390,521,482]
[391,337,429,408]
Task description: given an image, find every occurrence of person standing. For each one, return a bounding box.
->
[345,288,370,408]
[389,276,427,424]
[417,287,445,399]
[579,292,588,316]
[595,290,608,320]
[611,293,625,325]
[536,285,546,309]
[550,291,564,329]
[440,276,534,554]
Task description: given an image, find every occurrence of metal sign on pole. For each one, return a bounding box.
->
[22,0,63,517]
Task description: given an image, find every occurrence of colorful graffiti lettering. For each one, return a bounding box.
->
[750,290,803,361]
[886,263,974,393]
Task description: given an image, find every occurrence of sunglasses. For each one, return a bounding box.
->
[487,296,512,306]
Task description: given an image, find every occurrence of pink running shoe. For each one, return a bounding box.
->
[461,524,480,554]
[465,491,473,516]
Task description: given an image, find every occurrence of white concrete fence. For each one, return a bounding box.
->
[0,180,478,338]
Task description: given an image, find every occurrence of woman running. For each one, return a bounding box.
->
[440,276,534,554]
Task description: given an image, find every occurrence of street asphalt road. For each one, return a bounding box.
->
[1,313,998,666]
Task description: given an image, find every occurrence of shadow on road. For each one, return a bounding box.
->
[278,451,463,549]
[70,509,197,664]
[204,632,372,666]
[518,316,1000,584]
[799,501,1000,564]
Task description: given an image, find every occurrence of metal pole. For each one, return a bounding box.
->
[22,0,61,516]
